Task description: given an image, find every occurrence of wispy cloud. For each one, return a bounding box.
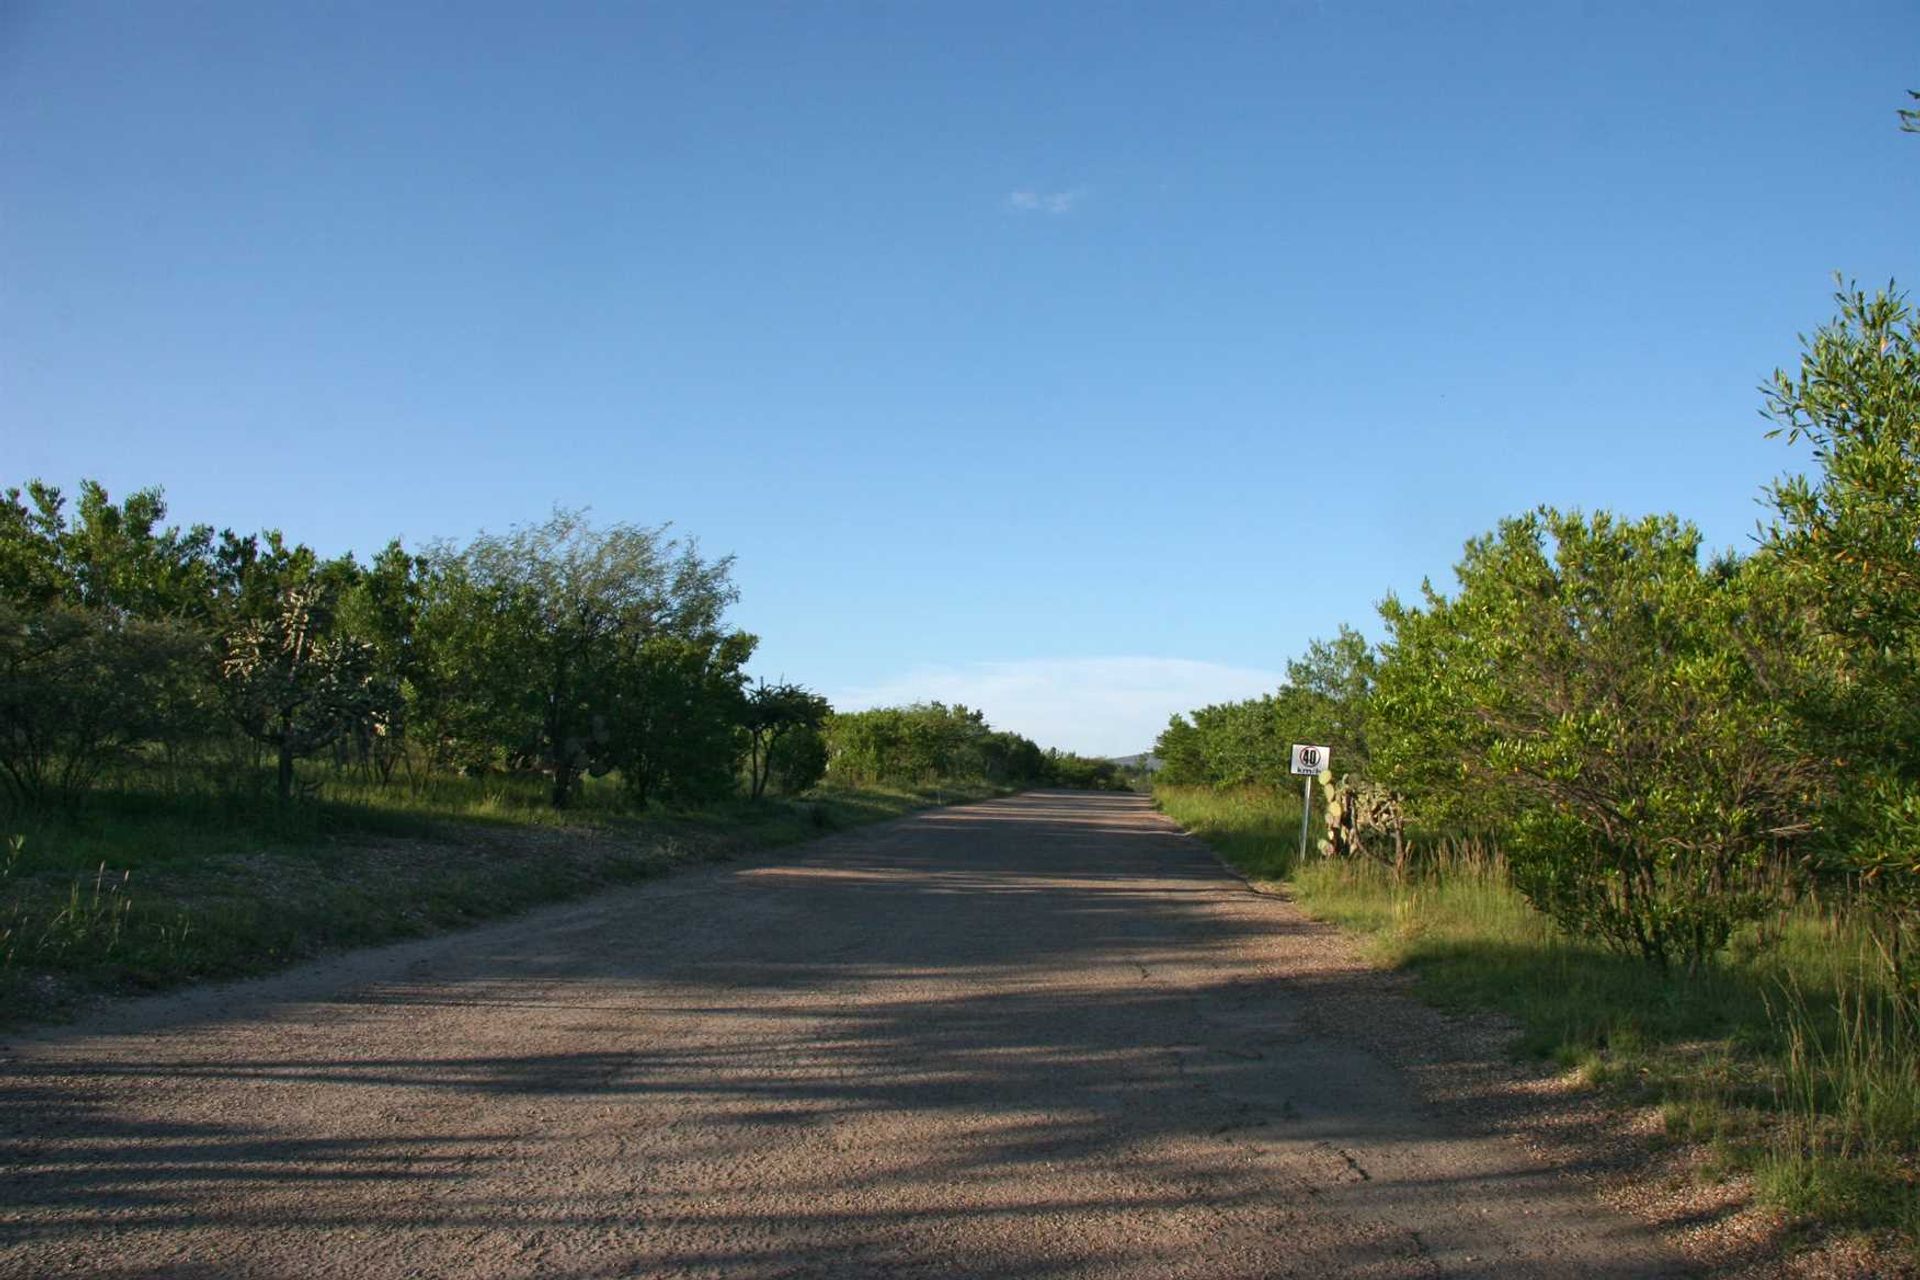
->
[830,656,1284,758]
[1005,188,1084,215]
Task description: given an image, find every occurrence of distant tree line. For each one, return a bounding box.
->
[1160,282,1920,983]
[822,702,1130,792]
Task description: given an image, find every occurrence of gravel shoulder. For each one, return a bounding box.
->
[0,791,1693,1278]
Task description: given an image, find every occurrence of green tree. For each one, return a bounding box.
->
[981,730,1049,788]
[0,603,205,813]
[1149,634,1374,795]
[338,540,433,783]
[825,703,1013,789]
[0,482,224,806]
[1153,714,1209,786]
[0,483,68,608]
[1045,751,1128,791]
[1279,626,1377,775]
[607,629,755,807]
[1153,696,1290,788]
[1763,282,1920,985]
[1376,509,1817,969]
[436,510,740,807]
[211,527,358,627]
[767,723,830,795]
[826,707,908,786]
[0,481,217,619]
[742,681,831,800]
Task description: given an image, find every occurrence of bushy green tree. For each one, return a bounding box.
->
[0,481,216,619]
[981,730,1049,787]
[742,681,831,800]
[337,540,433,783]
[1763,282,1920,984]
[767,723,830,794]
[1156,697,1290,788]
[432,509,739,807]
[1045,751,1129,791]
[211,527,356,630]
[0,603,206,813]
[1279,626,1377,775]
[608,630,755,807]
[0,484,223,808]
[0,484,67,607]
[1153,714,1210,786]
[1376,509,1818,968]
[1153,629,1375,791]
[408,554,533,774]
[826,703,1046,789]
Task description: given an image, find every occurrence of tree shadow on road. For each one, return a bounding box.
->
[0,792,1732,1277]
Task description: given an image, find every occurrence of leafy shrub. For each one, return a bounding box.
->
[1763,284,1920,996]
[1375,510,1818,969]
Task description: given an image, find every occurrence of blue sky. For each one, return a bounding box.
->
[4,2,1916,754]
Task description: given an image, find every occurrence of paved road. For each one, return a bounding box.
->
[0,792,1683,1278]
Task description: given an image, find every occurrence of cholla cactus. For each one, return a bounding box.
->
[221,585,385,800]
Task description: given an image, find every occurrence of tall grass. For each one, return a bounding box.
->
[1757,978,1920,1232]
[1160,784,1304,880]
[0,835,169,1012]
[1157,782,1920,1241]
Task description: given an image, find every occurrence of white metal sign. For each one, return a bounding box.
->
[1290,744,1331,776]
[1291,744,1332,861]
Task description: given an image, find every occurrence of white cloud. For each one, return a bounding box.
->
[1005,188,1084,215]
[829,656,1285,758]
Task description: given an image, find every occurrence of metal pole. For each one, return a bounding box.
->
[1297,774,1314,864]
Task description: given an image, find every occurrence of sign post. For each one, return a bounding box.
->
[1291,744,1331,864]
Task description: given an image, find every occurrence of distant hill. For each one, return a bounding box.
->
[1107,752,1162,773]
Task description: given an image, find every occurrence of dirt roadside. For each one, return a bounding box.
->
[0,791,1718,1278]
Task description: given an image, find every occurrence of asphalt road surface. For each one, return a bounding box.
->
[0,791,1684,1278]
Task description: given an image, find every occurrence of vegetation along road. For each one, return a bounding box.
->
[0,791,1683,1278]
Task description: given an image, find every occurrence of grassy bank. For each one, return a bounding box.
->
[1,773,1000,1025]
[1157,783,1920,1247]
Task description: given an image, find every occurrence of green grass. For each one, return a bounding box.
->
[1156,784,1306,880]
[1157,782,1920,1250]
[1,769,636,879]
[0,769,1003,1025]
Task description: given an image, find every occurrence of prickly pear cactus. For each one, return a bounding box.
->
[1316,773,1407,867]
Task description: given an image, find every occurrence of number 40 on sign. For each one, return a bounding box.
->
[1291,744,1331,862]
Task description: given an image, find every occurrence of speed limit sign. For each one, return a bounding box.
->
[1291,744,1331,776]
[1291,744,1332,861]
